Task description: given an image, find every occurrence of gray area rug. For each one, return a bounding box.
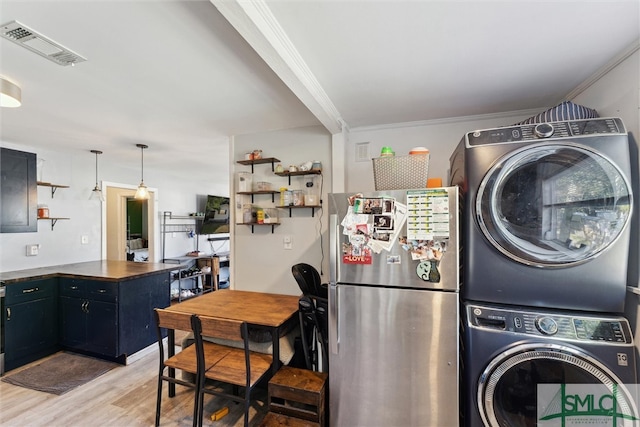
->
[1,352,120,395]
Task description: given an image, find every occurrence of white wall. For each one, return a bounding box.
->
[231,125,331,295]
[573,49,640,139]
[0,140,230,272]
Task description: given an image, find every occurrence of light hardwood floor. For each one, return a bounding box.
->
[0,340,269,427]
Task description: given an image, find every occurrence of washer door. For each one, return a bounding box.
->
[477,143,631,267]
[478,343,638,427]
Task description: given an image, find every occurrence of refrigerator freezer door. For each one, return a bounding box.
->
[329,284,459,427]
[329,187,459,291]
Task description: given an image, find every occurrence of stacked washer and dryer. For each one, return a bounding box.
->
[450,117,639,426]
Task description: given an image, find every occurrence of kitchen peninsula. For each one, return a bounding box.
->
[0,260,175,373]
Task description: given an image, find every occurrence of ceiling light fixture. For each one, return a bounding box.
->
[0,20,86,66]
[134,144,149,200]
[90,150,104,202]
[0,77,21,107]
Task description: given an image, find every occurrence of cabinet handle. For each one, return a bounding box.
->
[22,287,39,294]
[97,289,107,293]
[84,300,90,313]
[70,286,79,290]
[6,307,10,321]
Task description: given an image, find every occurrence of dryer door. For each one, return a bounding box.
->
[477,143,631,267]
[478,343,639,426]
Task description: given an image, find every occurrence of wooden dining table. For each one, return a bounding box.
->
[163,289,300,396]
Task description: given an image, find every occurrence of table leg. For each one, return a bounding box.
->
[168,329,176,397]
[271,326,281,376]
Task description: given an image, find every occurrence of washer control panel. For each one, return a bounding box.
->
[466,117,624,146]
[468,304,631,344]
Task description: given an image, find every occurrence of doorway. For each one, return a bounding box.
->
[103,182,157,262]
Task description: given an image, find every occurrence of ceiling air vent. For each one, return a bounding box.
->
[0,20,86,66]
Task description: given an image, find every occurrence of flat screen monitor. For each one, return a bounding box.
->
[199,195,230,235]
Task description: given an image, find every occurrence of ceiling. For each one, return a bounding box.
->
[1,0,639,176]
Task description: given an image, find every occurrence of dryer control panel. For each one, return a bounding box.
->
[466,117,625,146]
[467,304,632,344]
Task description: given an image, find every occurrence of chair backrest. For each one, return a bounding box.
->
[190,314,253,387]
[193,314,245,343]
[155,308,193,332]
[292,263,327,299]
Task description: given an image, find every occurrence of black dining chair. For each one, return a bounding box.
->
[291,263,328,372]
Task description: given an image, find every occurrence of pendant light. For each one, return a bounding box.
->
[89,150,105,202]
[0,77,21,108]
[134,143,149,200]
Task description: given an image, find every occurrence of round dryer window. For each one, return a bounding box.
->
[477,143,632,267]
[478,343,639,426]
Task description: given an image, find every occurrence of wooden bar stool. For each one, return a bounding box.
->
[267,366,328,426]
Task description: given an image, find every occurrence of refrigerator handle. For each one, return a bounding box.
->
[329,282,339,354]
[329,213,339,284]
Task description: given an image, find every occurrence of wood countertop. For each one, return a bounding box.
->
[0,260,177,284]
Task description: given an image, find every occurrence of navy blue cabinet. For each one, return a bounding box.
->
[0,148,37,233]
[59,273,169,361]
[4,278,59,371]
[59,278,118,356]
[3,271,170,371]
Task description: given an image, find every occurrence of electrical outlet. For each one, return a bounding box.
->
[81,235,89,244]
[27,244,39,256]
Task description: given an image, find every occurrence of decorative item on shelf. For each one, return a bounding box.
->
[289,165,298,173]
[237,172,252,192]
[244,152,253,160]
[254,181,272,191]
[37,204,49,219]
[299,161,312,172]
[275,163,284,173]
[292,190,305,206]
[280,188,292,206]
[252,149,263,160]
[304,194,319,206]
[89,149,105,202]
[242,204,253,223]
[263,208,278,224]
[0,76,21,108]
[134,143,150,200]
[311,160,322,171]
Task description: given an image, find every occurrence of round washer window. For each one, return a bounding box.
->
[477,143,631,267]
[478,344,638,426]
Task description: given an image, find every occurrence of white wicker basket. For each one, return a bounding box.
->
[372,154,429,190]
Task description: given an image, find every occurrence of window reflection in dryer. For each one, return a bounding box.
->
[477,143,632,267]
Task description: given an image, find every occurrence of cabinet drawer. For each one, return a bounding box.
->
[59,278,85,298]
[86,281,118,303]
[6,278,56,304]
[59,278,118,302]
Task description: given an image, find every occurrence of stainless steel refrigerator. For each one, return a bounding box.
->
[329,187,459,427]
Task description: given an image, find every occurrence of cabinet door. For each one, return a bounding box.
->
[84,300,117,356]
[59,296,87,349]
[119,273,169,356]
[5,300,58,371]
[0,147,37,233]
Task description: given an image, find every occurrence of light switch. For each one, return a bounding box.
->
[81,235,89,244]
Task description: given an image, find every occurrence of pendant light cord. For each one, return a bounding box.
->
[136,144,148,184]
